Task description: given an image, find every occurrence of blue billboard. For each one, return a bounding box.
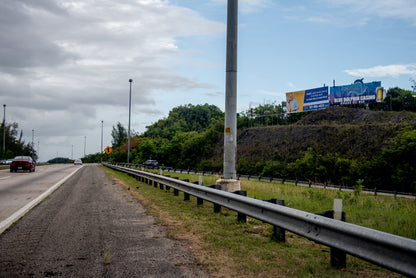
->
[286,86,329,113]
[330,80,382,106]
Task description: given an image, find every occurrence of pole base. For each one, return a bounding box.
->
[216,179,241,192]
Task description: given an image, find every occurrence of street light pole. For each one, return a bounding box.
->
[2,104,5,155]
[216,0,240,192]
[32,129,34,158]
[101,120,103,163]
[127,79,132,164]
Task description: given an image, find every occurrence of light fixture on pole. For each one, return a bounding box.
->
[127,79,132,164]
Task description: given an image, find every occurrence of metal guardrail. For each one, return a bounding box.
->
[128,164,415,198]
[104,163,416,277]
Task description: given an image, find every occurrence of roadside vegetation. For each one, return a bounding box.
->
[104,166,414,277]
[0,122,37,160]
[96,87,416,193]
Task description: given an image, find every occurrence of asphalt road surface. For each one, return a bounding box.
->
[0,164,82,224]
[0,164,209,277]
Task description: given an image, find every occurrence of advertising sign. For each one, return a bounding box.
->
[286,86,329,113]
[330,80,382,106]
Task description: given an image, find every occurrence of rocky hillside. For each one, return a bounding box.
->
[235,106,416,164]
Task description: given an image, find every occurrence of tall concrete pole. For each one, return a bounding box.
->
[127,79,132,164]
[217,0,240,192]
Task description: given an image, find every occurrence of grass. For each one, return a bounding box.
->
[104,251,111,265]
[103,166,413,277]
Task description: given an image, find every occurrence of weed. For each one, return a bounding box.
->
[104,251,111,265]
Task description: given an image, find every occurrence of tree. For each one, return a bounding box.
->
[111,122,127,148]
[1,122,36,159]
[144,104,223,140]
[376,87,416,111]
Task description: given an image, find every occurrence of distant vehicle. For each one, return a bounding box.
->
[143,159,159,168]
[5,159,14,164]
[74,159,82,165]
[10,156,36,172]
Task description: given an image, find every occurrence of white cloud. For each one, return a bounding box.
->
[318,0,416,25]
[0,0,225,161]
[345,64,416,78]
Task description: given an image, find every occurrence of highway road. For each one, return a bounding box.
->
[0,164,83,231]
[0,164,208,277]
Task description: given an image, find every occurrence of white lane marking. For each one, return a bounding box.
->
[0,165,84,234]
[0,176,11,180]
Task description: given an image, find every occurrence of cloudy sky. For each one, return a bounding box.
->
[1,0,415,162]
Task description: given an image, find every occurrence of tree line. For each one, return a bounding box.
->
[0,122,37,160]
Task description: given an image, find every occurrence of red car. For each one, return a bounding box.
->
[10,156,36,172]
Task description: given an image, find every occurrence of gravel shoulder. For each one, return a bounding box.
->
[0,164,209,277]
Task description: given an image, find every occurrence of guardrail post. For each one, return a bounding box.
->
[233,190,247,222]
[154,181,158,188]
[317,199,346,269]
[197,197,203,205]
[265,199,286,242]
[214,203,221,213]
[184,192,190,201]
[209,185,222,213]
[159,183,164,190]
[174,188,179,196]
[374,187,377,196]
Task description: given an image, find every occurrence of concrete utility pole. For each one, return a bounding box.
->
[127,79,132,164]
[216,0,241,192]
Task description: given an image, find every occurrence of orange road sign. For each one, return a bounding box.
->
[104,146,112,155]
